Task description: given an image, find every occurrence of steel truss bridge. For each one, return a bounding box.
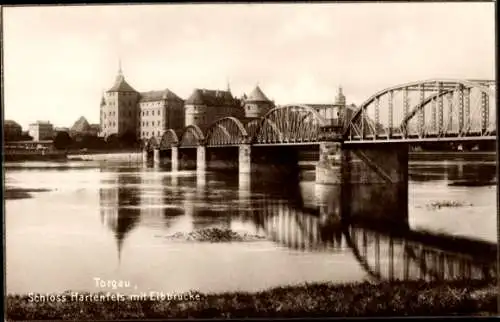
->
[144,79,496,152]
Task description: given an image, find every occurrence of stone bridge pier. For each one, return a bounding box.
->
[316,141,409,228]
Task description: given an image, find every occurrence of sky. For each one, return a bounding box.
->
[3,2,495,130]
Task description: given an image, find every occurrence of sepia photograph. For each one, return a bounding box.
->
[2,2,498,320]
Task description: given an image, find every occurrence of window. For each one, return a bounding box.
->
[157,131,160,137]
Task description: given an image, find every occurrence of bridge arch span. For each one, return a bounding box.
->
[179,125,205,147]
[144,136,160,152]
[245,118,262,140]
[160,129,179,150]
[205,117,248,146]
[344,79,496,142]
[253,104,327,144]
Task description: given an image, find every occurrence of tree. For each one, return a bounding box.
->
[53,131,73,150]
[118,131,139,148]
[105,134,120,150]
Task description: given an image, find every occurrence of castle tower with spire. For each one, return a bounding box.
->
[100,61,140,139]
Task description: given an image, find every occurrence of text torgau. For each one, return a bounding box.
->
[94,278,131,290]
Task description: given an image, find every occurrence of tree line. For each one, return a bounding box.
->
[53,131,141,151]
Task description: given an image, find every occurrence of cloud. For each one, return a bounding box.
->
[3,3,495,129]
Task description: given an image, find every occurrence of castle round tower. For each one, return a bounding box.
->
[243,85,274,118]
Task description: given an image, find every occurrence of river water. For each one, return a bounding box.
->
[5,159,497,295]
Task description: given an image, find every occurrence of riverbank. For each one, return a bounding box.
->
[4,151,67,162]
[67,151,142,162]
[5,279,497,320]
[409,151,496,162]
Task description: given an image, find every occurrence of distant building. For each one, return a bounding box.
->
[28,121,54,141]
[70,116,99,137]
[242,85,275,119]
[4,120,23,141]
[304,87,354,127]
[184,87,243,129]
[138,89,184,141]
[54,127,70,133]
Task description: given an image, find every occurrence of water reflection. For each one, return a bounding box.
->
[99,170,141,262]
[6,160,495,295]
[97,166,496,284]
[409,161,496,183]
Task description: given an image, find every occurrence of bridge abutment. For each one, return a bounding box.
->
[171,147,179,172]
[142,149,149,163]
[342,144,409,228]
[316,140,409,228]
[153,148,161,165]
[197,146,206,172]
[315,142,343,185]
[239,144,251,174]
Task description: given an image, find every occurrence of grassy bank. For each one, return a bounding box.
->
[6,279,497,320]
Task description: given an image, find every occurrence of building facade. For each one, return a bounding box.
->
[28,121,54,141]
[100,68,140,139]
[138,90,184,140]
[100,67,185,141]
[184,88,243,129]
[4,120,23,141]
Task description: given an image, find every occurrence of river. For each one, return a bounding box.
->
[5,159,497,295]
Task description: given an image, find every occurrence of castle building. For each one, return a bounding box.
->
[100,64,184,141]
[242,85,275,118]
[101,67,140,139]
[138,90,184,140]
[184,87,243,129]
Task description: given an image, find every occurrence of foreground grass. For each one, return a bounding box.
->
[6,279,498,320]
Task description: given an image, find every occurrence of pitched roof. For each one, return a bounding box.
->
[106,74,138,93]
[246,85,271,103]
[71,116,91,133]
[139,89,183,102]
[185,88,237,106]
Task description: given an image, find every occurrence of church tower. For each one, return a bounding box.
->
[101,61,140,139]
[335,86,346,107]
[334,86,347,127]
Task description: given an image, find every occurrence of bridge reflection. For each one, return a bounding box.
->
[98,168,496,282]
